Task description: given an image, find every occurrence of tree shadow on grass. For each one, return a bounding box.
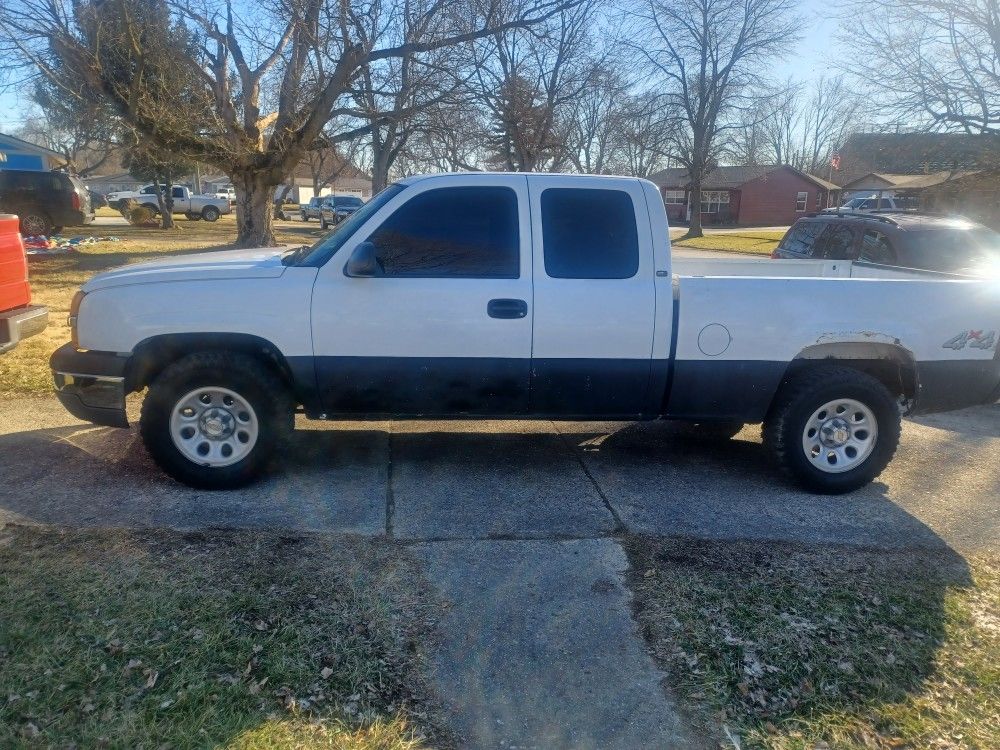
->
[0,525,450,748]
[624,535,984,748]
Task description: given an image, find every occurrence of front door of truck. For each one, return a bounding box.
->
[527,176,657,416]
[309,175,533,416]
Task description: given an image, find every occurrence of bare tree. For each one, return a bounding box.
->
[760,80,802,167]
[566,63,631,173]
[469,0,600,171]
[0,0,583,247]
[840,0,999,134]
[798,74,864,173]
[629,0,798,236]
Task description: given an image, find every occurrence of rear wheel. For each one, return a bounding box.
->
[185,212,202,221]
[140,352,294,489]
[19,211,51,237]
[763,366,901,494]
[201,205,221,222]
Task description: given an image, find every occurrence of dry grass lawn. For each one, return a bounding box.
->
[1,215,323,398]
[626,536,999,750]
[0,526,450,749]
[672,231,785,255]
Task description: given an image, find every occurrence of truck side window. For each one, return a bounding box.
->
[860,230,895,264]
[778,222,824,256]
[366,186,518,278]
[541,188,639,279]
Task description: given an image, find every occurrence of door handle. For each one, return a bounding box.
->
[487,298,528,319]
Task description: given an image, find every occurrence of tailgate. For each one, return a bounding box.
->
[0,214,30,313]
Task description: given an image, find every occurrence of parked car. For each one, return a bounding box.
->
[824,195,919,212]
[299,196,326,222]
[0,169,94,236]
[319,195,365,229]
[106,185,231,221]
[772,211,1000,276]
[0,214,47,354]
[51,173,1000,493]
[212,186,236,204]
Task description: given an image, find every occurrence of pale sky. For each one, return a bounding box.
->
[0,0,841,135]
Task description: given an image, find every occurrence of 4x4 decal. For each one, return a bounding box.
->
[942,330,997,351]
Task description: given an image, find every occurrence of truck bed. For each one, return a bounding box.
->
[672,256,945,280]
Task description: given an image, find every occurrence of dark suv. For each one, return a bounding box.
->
[319,195,364,229]
[772,211,1000,276]
[0,169,94,236]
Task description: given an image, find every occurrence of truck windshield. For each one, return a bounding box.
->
[333,196,363,207]
[293,184,405,267]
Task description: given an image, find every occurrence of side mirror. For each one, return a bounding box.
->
[344,241,380,277]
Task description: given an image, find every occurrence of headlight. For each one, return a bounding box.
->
[69,290,86,348]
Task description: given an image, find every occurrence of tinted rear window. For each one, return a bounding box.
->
[541,188,639,279]
[903,227,1000,272]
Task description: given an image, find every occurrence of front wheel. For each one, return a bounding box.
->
[140,352,294,489]
[19,211,52,237]
[201,206,221,222]
[763,366,901,494]
[319,216,328,230]
[301,212,309,222]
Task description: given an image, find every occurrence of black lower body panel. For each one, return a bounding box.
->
[912,358,1000,414]
[50,343,129,427]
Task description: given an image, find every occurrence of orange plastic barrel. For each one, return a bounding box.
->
[0,214,31,314]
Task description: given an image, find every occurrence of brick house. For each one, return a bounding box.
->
[648,165,837,226]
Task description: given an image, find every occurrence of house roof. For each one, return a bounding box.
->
[648,164,837,191]
[0,132,66,161]
[829,132,997,186]
[841,170,980,190]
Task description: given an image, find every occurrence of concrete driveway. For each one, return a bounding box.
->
[2,395,997,748]
[3,395,995,552]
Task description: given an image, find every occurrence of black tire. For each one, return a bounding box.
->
[141,202,160,215]
[140,351,294,489]
[672,420,745,441]
[185,212,202,221]
[18,210,52,237]
[319,216,328,230]
[301,212,309,222]
[51,225,64,234]
[201,206,221,222]
[763,366,901,494]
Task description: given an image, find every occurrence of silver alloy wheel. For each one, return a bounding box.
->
[169,387,259,467]
[801,398,878,473]
[21,214,47,235]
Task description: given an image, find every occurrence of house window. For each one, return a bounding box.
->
[700,190,730,213]
[796,191,808,211]
[663,190,686,205]
[815,192,822,210]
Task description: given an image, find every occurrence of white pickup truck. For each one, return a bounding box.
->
[106,185,231,221]
[50,173,1000,492]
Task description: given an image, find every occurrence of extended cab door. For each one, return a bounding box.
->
[309,174,533,416]
[527,176,657,416]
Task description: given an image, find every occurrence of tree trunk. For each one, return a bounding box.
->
[688,177,703,238]
[371,134,391,194]
[152,176,175,229]
[233,171,278,247]
[162,169,175,229]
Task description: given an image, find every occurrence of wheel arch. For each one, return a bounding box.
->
[126,333,309,406]
[782,342,917,410]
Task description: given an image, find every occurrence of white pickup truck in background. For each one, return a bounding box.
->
[106,185,232,221]
[51,173,1000,493]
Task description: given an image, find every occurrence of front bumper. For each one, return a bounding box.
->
[0,304,48,354]
[50,343,129,427]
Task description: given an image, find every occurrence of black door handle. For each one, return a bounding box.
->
[487,298,528,319]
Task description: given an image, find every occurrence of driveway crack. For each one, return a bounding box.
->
[554,423,625,533]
